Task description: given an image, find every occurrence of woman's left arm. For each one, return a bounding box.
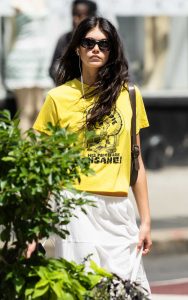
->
[131,134,152,255]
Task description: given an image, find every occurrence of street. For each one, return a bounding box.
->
[144,253,188,298]
[144,253,188,282]
[141,166,188,299]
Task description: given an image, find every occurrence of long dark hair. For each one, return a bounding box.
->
[56,17,129,129]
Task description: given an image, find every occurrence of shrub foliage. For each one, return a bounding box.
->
[0,110,149,299]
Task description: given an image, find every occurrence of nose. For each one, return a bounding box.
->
[92,43,100,52]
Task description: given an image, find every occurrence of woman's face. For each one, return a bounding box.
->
[78,26,110,71]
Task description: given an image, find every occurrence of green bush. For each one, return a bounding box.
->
[0,110,93,258]
[0,110,149,299]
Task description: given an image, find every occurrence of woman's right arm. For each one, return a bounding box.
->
[26,240,37,258]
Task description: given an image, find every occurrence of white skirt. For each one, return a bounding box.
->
[55,190,151,297]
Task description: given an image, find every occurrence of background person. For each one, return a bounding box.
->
[32,17,152,297]
[5,0,52,133]
[49,0,97,83]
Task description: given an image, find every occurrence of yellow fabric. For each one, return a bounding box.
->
[33,78,149,194]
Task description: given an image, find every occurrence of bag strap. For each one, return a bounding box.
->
[128,83,140,173]
[130,247,143,282]
[128,82,136,146]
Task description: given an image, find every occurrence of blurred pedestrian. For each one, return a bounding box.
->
[5,0,52,133]
[49,0,97,83]
[32,16,152,298]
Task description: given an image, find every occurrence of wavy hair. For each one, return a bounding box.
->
[56,17,129,129]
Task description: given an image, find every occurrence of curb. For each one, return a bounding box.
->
[152,295,188,299]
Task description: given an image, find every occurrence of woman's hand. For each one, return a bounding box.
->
[26,240,37,258]
[137,223,152,255]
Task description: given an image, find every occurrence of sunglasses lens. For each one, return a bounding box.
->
[81,38,110,51]
[98,40,110,51]
[81,38,95,49]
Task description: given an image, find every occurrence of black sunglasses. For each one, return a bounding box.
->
[80,38,110,51]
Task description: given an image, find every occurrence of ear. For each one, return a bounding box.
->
[76,48,79,56]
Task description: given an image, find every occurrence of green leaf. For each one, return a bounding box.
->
[70,279,86,296]
[50,281,64,298]
[36,267,50,279]
[31,284,49,298]
[15,276,25,293]
[2,156,15,162]
[35,279,49,288]
[0,109,11,120]
[60,291,74,300]
[0,180,7,190]
[90,260,112,278]
[86,274,102,287]
[48,271,69,282]
[25,286,35,297]
[48,173,53,185]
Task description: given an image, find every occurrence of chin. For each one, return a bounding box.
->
[89,62,104,68]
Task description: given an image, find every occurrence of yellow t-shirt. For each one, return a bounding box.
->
[33,78,149,194]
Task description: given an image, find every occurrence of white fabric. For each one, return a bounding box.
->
[130,246,143,282]
[55,191,151,297]
[11,0,48,17]
[5,9,52,90]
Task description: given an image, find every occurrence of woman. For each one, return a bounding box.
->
[5,0,52,133]
[32,17,152,296]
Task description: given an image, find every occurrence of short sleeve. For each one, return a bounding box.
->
[135,86,149,134]
[33,94,58,134]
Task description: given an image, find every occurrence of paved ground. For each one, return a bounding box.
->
[143,253,188,282]
[146,166,188,220]
[151,279,188,295]
[130,166,188,219]
[152,295,188,299]
[130,166,188,299]
[129,166,188,255]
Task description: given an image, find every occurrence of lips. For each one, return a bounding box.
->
[90,55,101,60]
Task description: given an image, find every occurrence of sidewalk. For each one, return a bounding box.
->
[136,166,188,299]
[130,166,188,255]
[153,295,188,299]
[151,278,188,299]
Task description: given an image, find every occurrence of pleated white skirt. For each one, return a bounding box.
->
[55,190,151,297]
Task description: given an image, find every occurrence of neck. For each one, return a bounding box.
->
[81,67,98,86]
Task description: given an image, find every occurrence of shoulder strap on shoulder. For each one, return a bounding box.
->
[128,82,140,178]
[128,82,136,145]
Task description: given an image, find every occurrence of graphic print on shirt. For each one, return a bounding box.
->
[86,108,124,164]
